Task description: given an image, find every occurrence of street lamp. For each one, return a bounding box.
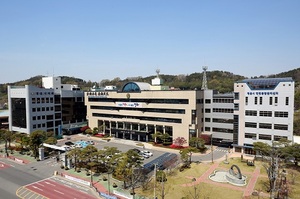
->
[211,133,214,163]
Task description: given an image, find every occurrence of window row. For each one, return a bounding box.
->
[245,122,288,130]
[32,92,54,95]
[245,110,288,118]
[32,97,54,104]
[212,108,234,113]
[90,106,185,114]
[245,96,289,106]
[213,98,234,103]
[32,107,54,112]
[245,133,287,141]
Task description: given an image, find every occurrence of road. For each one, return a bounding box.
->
[0,160,43,199]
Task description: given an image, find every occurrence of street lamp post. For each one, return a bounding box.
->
[211,134,214,163]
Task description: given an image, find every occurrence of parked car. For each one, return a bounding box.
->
[141,150,153,156]
[132,148,141,153]
[86,140,94,145]
[64,141,74,146]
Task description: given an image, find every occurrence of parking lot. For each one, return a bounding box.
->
[56,134,176,166]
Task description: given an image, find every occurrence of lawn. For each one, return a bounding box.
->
[135,162,244,199]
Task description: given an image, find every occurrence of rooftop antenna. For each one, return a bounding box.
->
[201,66,208,90]
[156,69,160,78]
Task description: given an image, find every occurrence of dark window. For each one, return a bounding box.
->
[274,124,288,130]
[245,122,257,128]
[259,134,271,140]
[274,135,287,141]
[259,111,272,117]
[205,127,210,131]
[234,103,239,110]
[11,98,26,128]
[205,99,211,104]
[245,97,248,105]
[205,109,211,113]
[234,92,239,100]
[275,112,288,118]
[259,123,272,129]
[254,97,257,105]
[275,97,278,104]
[269,97,273,105]
[259,97,262,105]
[245,133,256,139]
[205,118,211,122]
[286,97,289,105]
[245,110,257,116]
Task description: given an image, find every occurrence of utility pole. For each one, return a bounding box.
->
[153,164,157,199]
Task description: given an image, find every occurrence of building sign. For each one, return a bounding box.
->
[116,102,142,108]
[247,92,278,96]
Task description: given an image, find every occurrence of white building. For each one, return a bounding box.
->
[233,78,294,154]
[8,76,86,135]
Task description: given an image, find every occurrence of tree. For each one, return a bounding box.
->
[161,133,170,143]
[173,137,187,147]
[44,137,57,145]
[29,130,46,159]
[189,137,205,149]
[156,170,169,199]
[151,131,163,143]
[92,127,99,135]
[67,148,82,171]
[253,142,271,160]
[180,147,198,166]
[0,129,10,157]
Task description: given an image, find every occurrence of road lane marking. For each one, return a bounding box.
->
[32,186,43,191]
[54,189,64,195]
[44,181,56,186]
[38,183,45,187]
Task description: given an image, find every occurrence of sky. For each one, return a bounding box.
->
[0,0,300,84]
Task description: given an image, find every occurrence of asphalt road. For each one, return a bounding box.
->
[0,160,43,199]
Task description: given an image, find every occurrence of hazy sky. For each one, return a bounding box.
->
[1,0,299,83]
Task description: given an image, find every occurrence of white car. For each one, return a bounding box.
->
[141,150,153,156]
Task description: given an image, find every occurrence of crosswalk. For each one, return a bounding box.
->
[214,148,231,153]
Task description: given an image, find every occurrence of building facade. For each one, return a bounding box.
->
[8,76,86,135]
[233,78,294,153]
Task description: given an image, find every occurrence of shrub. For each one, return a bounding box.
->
[163,142,172,146]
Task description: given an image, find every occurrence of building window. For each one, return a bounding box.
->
[205,99,211,104]
[254,97,258,105]
[275,111,288,118]
[245,133,256,139]
[274,135,287,141]
[33,116,36,121]
[205,109,211,113]
[33,124,36,128]
[259,111,272,117]
[245,97,248,105]
[245,122,257,128]
[32,98,36,104]
[259,134,272,140]
[245,110,257,116]
[275,97,278,104]
[205,118,211,122]
[259,97,262,105]
[32,108,36,112]
[234,92,239,100]
[205,127,210,131]
[234,103,239,111]
[274,124,288,130]
[259,123,272,129]
[269,97,273,105]
[286,97,289,105]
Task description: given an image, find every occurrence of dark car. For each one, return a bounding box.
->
[64,141,74,146]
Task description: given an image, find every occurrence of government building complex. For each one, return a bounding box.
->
[85,70,295,153]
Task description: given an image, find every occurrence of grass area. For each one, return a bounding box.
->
[135,162,245,199]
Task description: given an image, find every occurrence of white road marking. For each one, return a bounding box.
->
[38,183,45,187]
[45,181,56,186]
[54,189,64,195]
[32,186,43,191]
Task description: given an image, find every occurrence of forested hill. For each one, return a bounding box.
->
[1,68,300,105]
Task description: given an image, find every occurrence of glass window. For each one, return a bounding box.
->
[245,110,257,116]
[205,118,211,122]
[259,111,272,117]
[205,99,211,104]
[234,92,239,100]
[274,112,288,118]
[269,97,273,105]
[259,134,271,140]
[274,135,287,141]
[259,123,272,129]
[245,97,248,105]
[275,97,278,104]
[245,133,256,139]
[286,97,289,105]
[274,124,288,130]
[245,122,257,128]
[259,97,262,105]
[205,109,211,113]
[254,97,257,105]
